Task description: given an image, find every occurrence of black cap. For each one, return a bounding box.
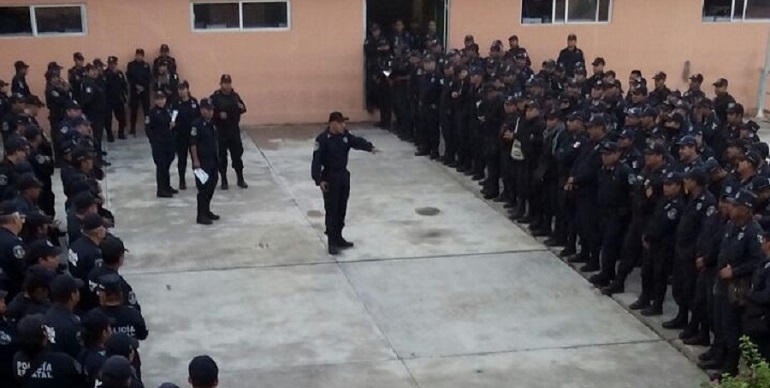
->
[726,102,744,115]
[177,80,190,90]
[17,314,46,343]
[696,98,714,109]
[677,135,697,147]
[619,128,636,139]
[65,100,82,110]
[27,239,61,262]
[644,143,667,155]
[189,355,219,387]
[9,93,24,104]
[24,265,56,289]
[653,71,667,80]
[82,214,107,231]
[642,106,658,118]
[566,111,585,122]
[4,136,26,153]
[101,234,128,265]
[600,142,621,154]
[154,90,167,99]
[0,202,19,217]
[752,176,770,192]
[728,189,757,209]
[107,56,118,64]
[328,111,349,123]
[568,33,577,40]
[96,273,123,294]
[25,212,53,230]
[73,116,91,127]
[587,115,607,128]
[18,173,43,191]
[703,158,722,174]
[50,274,84,300]
[82,309,113,335]
[690,73,704,83]
[683,168,708,186]
[73,192,97,213]
[105,333,139,358]
[469,66,484,76]
[23,125,41,141]
[135,48,144,55]
[14,60,29,70]
[101,355,133,382]
[158,384,181,388]
[713,78,728,87]
[662,171,683,185]
[73,52,85,61]
[160,43,170,52]
[72,147,95,163]
[92,58,105,67]
[544,110,563,121]
[199,98,213,110]
[591,57,605,66]
[626,107,641,118]
[47,61,63,70]
[741,150,762,168]
[220,74,232,83]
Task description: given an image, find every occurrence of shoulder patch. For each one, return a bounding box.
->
[627,174,636,185]
[343,137,349,144]
[706,206,716,217]
[696,202,702,211]
[667,208,678,220]
[190,126,197,137]
[144,116,150,125]
[313,141,320,151]
[12,245,24,259]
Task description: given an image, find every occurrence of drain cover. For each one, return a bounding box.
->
[415,207,441,216]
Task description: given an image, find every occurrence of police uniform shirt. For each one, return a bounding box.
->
[554,133,588,176]
[676,191,717,247]
[11,75,30,97]
[126,60,152,91]
[44,304,83,358]
[0,158,19,201]
[620,147,643,172]
[68,236,102,286]
[105,70,128,103]
[717,220,764,279]
[677,156,703,173]
[597,162,635,213]
[152,55,177,76]
[29,148,54,184]
[6,293,51,322]
[44,83,69,119]
[172,97,201,135]
[755,201,770,231]
[80,77,106,115]
[97,305,148,341]
[77,345,106,384]
[68,67,87,97]
[645,195,684,244]
[87,266,140,311]
[189,117,218,171]
[153,73,179,101]
[13,350,84,387]
[311,129,374,184]
[570,139,604,192]
[0,93,9,119]
[146,107,174,143]
[0,228,26,298]
[210,90,246,129]
[749,260,770,305]
[0,316,18,384]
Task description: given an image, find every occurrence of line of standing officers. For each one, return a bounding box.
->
[368,30,770,380]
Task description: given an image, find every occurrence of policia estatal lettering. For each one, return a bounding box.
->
[312,112,379,255]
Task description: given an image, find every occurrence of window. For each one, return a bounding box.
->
[192,1,290,31]
[522,0,611,24]
[0,5,85,37]
[703,0,770,21]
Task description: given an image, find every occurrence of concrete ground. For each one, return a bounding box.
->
[101,124,707,387]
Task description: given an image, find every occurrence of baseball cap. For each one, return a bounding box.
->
[741,150,762,167]
[328,111,348,123]
[662,171,683,185]
[677,135,697,147]
[135,48,144,55]
[713,78,728,87]
[189,355,219,387]
[619,128,636,139]
[600,142,620,154]
[158,384,181,388]
[566,111,585,122]
[199,98,213,110]
[107,56,118,64]
[728,189,757,209]
[683,168,708,186]
[591,57,605,66]
[96,273,123,294]
[469,67,484,76]
[105,333,139,358]
[697,98,714,109]
[27,239,61,262]
[587,115,607,127]
[4,136,27,154]
[101,235,128,265]
[644,143,667,155]
[50,274,84,300]
[82,309,113,334]
[740,120,761,133]
[65,100,82,110]
[689,73,704,83]
[220,74,232,83]
[82,214,107,231]
[177,80,190,90]
[752,176,770,192]
[92,58,105,67]
[73,192,97,213]
[17,314,46,343]
[73,52,85,61]
[544,110,563,121]
[23,125,41,141]
[23,265,56,290]
[100,355,133,382]
[703,158,722,174]
[641,106,658,118]
[17,173,43,191]
[160,43,170,52]
[653,71,667,80]
[72,147,95,163]
[14,60,29,70]
[154,90,167,99]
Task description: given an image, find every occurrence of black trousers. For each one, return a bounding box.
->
[500,150,517,201]
[49,115,63,164]
[469,121,485,174]
[218,129,244,175]
[392,85,410,136]
[599,212,630,278]
[455,111,470,166]
[717,287,744,375]
[576,192,601,264]
[105,100,126,138]
[129,90,150,132]
[176,132,191,181]
[483,137,500,195]
[323,171,351,242]
[616,215,648,284]
[673,244,698,313]
[376,78,392,128]
[418,105,439,152]
[643,241,675,307]
[441,111,456,161]
[196,166,218,216]
[150,140,175,193]
[691,267,715,336]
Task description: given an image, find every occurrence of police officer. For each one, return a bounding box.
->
[45,68,71,137]
[0,137,29,201]
[68,214,106,312]
[44,274,85,358]
[105,56,128,142]
[0,202,26,300]
[190,98,219,225]
[211,74,248,189]
[172,81,201,190]
[556,34,585,77]
[416,55,442,158]
[88,234,139,310]
[96,274,148,379]
[78,309,111,386]
[312,112,379,255]
[126,49,152,138]
[153,60,179,105]
[364,24,393,129]
[0,287,18,387]
[24,126,55,218]
[713,78,736,126]
[11,61,30,97]
[69,52,87,101]
[714,189,763,376]
[6,266,55,323]
[146,91,177,198]
[0,80,10,120]
[81,64,108,157]
[153,43,177,77]
[649,72,671,107]
[13,314,85,387]
[2,94,25,141]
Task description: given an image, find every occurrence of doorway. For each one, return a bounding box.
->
[365,0,449,47]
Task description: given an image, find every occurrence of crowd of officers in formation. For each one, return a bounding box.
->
[367,24,770,380]
[0,44,226,387]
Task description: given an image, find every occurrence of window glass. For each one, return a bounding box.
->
[242,2,289,28]
[34,6,84,34]
[0,7,32,36]
[193,3,240,30]
[746,0,770,19]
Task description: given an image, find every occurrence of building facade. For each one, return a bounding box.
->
[0,0,767,126]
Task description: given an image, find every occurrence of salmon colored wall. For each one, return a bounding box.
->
[0,0,366,126]
[449,0,769,116]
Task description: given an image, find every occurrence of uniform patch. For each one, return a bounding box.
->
[627,174,636,185]
[0,330,11,345]
[0,175,7,186]
[190,127,197,136]
[572,142,581,149]
[738,232,745,241]
[726,186,733,194]
[667,208,678,220]
[44,326,56,344]
[68,249,79,266]
[696,203,702,211]
[706,206,716,216]
[51,90,59,97]
[313,141,320,151]
[144,116,150,125]
[343,137,349,144]
[85,87,92,93]
[35,154,45,164]
[12,245,23,259]
[60,126,69,134]
[191,103,197,109]
[128,291,137,305]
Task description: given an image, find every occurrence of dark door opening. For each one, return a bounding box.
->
[365,0,448,49]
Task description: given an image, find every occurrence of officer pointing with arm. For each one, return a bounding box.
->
[312,112,379,255]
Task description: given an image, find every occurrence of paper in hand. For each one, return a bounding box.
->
[171,110,179,122]
[194,168,209,184]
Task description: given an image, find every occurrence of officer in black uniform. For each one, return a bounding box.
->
[153,44,178,77]
[146,91,177,198]
[81,64,108,158]
[153,60,179,105]
[78,309,110,386]
[0,288,18,387]
[105,56,128,142]
[714,189,763,376]
[0,80,9,120]
[96,274,148,379]
[190,99,219,225]
[210,74,247,189]
[68,52,87,101]
[126,49,152,138]
[88,234,139,310]
[312,112,378,255]
[13,314,85,387]
[0,202,26,301]
[415,55,442,158]
[590,142,634,287]
[11,61,30,97]
[45,68,71,139]
[641,171,685,317]
[23,126,55,218]
[68,214,106,312]
[44,274,84,358]
[6,266,55,324]
[171,81,200,190]
[713,78,736,126]
[0,137,29,201]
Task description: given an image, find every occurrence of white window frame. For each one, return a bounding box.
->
[702,0,770,23]
[522,0,612,25]
[191,0,291,32]
[0,4,87,38]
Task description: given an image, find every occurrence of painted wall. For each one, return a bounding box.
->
[449,0,769,116]
[0,0,366,126]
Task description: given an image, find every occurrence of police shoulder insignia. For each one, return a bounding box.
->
[627,174,636,185]
[0,175,7,186]
[190,127,197,136]
[51,90,59,97]
[726,186,733,194]
[128,291,137,305]
[667,208,677,220]
[573,141,580,149]
[144,116,150,125]
[44,325,56,344]
[696,202,702,211]
[85,87,92,93]
[192,103,197,109]
[12,245,24,259]
[764,261,770,269]
[343,137,349,144]
[35,154,45,164]
[706,206,716,216]
[68,249,79,266]
[738,232,745,241]
[313,141,320,151]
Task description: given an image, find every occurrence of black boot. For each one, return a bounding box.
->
[236,171,248,189]
[600,280,625,295]
[662,309,688,329]
[207,211,221,221]
[179,175,187,190]
[629,297,650,310]
[197,213,213,225]
[221,174,229,190]
[640,304,663,316]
